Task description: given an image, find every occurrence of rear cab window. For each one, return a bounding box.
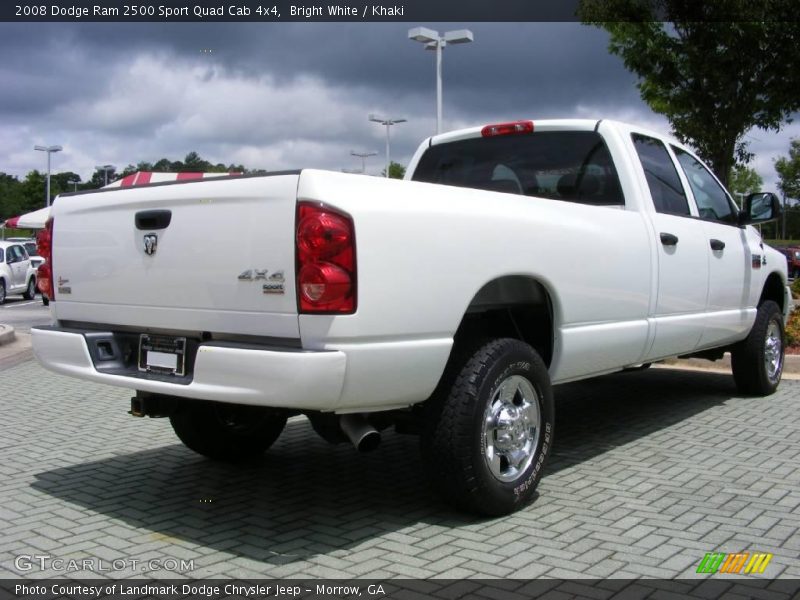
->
[412,130,625,207]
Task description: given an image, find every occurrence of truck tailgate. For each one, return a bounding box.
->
[50,174,301,339]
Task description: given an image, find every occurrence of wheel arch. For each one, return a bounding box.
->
[451,275,558,368]
[759,271,786,312]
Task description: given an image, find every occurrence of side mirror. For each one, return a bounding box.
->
[739,192,781,226]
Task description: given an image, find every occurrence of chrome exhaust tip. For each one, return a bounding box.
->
[339,414,381,452]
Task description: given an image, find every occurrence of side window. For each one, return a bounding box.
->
[17,245,29,260]
[0,249,4,263]
[631,134,690,216]
[672,147,737,224]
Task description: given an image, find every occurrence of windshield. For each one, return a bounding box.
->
[412,130,625,206]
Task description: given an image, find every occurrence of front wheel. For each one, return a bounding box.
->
[422,338,555,516]
[0,280,5,304]
[170,402,288,461]
[731,300,785,396]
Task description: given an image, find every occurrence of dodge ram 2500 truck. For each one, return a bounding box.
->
[32,119,790,516]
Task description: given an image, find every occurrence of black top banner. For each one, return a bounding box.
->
[3,0,798,22]
[4,0,582,22]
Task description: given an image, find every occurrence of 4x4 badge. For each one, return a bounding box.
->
[238,268,285,294]
[143,234,158,256]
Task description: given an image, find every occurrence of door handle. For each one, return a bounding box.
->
[660,232,679,246]
[135,210,172,230]
[710,239,726,251]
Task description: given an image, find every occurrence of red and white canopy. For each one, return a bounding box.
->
[2,171,241,229]
[2,206,51,229]
[105,171,239,188]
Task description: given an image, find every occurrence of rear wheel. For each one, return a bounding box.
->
[170,402,287,461]
[0,280,5,304]
[731,300,784,396]
[422,338,555,516]
[23,277,36,300]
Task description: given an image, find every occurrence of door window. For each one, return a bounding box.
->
[631,134,690,216]
[672,147,737,224]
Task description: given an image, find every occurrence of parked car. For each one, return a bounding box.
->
[6,237,44,269]
[0,240,37,304]
[777,247,800,278]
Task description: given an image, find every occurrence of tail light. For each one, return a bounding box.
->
[296,202,356,314]
[35,217,54,300]
[481,120,534,137]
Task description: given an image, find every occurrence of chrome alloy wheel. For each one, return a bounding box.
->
[482,375,541,482]
[765,319,783,384]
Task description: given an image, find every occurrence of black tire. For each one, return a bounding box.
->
[0,279,5,304]
[169,402,287,461]
[42,296,49,306]
[421,338,555,516]
[22,277,36,300]
[731,300,785,396]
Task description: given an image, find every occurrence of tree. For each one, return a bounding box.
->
[19,171,47,212]
[0,173,25,220]
[51,171,83,195]
[728,165,763,204]
[775,139,800,202]
[382,161,406,179]
[579,0,800,188]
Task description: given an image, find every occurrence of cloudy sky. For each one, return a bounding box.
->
[1,21,797,191]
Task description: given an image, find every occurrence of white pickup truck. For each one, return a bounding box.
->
[32,119,790,515]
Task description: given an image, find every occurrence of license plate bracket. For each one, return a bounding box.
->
[138,334,187,376]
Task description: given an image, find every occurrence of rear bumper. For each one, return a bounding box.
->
[31,326,346,411]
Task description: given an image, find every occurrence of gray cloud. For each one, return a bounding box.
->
[0,21,794,192]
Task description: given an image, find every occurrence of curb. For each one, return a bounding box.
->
[0,324,15,346]
[664,351,800,375]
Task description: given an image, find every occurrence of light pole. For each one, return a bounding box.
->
[34,145,63,207]
[70,178,80,192]
[95,164,116,186]
[350,150,377,174]
[369,115,406,178]
[408,27,474,135]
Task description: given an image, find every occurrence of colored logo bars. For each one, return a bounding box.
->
[697,552,773,575]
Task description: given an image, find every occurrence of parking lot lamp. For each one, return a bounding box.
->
[34,145,63,207]
[95,164,116,186]
[350,150,378,174]
[408,27,474,135]
[368,115,407,178]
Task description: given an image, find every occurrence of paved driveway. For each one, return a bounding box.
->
[1,360,798,580]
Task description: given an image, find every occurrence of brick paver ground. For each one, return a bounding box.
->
[0,359,798,579]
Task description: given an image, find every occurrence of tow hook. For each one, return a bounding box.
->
[129,393,177,418]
